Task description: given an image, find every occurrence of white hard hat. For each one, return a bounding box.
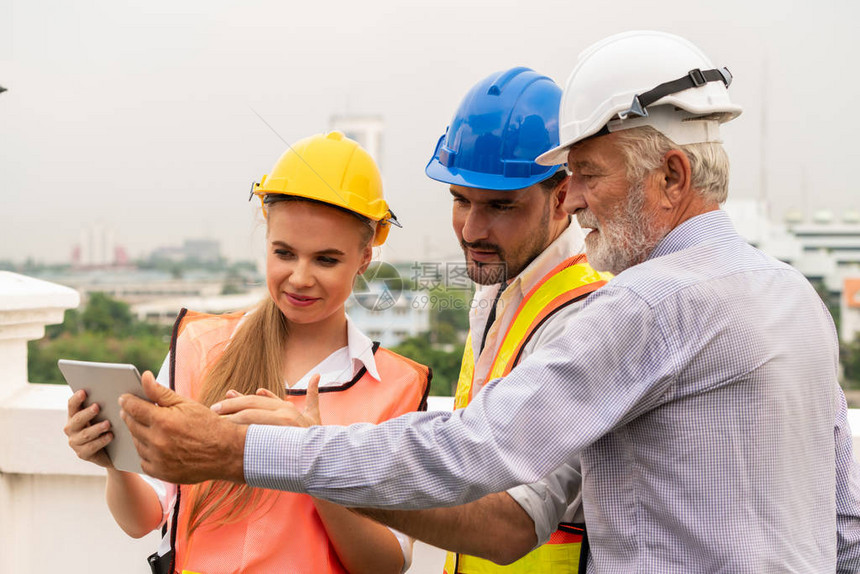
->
[537,31,743,166]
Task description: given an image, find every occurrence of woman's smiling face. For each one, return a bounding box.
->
[265,200,372,326]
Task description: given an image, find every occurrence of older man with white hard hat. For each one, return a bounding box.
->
[122,31,860,572]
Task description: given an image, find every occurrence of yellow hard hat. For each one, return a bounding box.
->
[252,131,398,246]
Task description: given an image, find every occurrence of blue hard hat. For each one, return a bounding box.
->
[425,67,562,191]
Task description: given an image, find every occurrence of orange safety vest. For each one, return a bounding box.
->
[163,309,430,574]
[445,255,609,574]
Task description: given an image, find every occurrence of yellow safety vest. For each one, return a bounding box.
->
[446,254,609,574]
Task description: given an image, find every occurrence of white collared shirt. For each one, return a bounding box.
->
[154,313,379,391]
[290,314,380,389]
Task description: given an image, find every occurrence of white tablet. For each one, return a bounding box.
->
[58,359,149,474]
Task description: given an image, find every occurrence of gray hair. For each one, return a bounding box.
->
[537,169,569,192]
[613,126,730,204]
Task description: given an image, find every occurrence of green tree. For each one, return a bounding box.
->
[46,308,81,339]
[28,294,170,385]
[810,279,840,334]
[433,285,471,322]
[81,292,134,335]
[841,338,860,390]
[385,284,473,395]
[392,333,464,396]
[28,331,169,384]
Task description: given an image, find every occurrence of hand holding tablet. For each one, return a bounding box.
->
[59,359,151,474]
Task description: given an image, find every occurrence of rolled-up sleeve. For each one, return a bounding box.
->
[506,462,583,547]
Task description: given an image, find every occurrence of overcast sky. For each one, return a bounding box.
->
[1,0,857,265]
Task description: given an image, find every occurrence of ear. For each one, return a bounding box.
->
[358,243,373,275]
[549,177,570,220]
[657,149,691,208]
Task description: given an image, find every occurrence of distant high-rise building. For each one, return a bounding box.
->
[182,239,221,264]
[329,115,384,166]
[150,239,222,265]
[72,223,126,268]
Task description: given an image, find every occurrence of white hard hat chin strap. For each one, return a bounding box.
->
[606,106,723,145]
[617,67,733,121]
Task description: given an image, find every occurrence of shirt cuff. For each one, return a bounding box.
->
[388,528,413,573]
[244,424,306,491]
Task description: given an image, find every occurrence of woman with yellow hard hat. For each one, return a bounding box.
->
[64,132,429,573]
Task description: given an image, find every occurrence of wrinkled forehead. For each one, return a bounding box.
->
[566,133,624,170]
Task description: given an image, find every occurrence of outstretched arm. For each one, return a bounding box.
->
[356,492,537,566]
[314,499,407,574]
[240,288,668,508]
[123,288,667,510]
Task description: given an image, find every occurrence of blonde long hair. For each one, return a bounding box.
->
[184,197,375,536]
[184,297,287,535]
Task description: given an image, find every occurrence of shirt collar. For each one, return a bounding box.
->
[345,314,380,382]
[648,210,738,261]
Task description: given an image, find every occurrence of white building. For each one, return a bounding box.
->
[346,287,430,348]
[37,269,231,306]
[130,289,267,325]
[787,211,860,284]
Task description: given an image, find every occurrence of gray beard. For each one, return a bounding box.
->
[578,182,669,275]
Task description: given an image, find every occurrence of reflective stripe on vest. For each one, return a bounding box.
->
[454,254,610,409]
[168,309,430,574]
[448,255,608,574]
[443,525,585,574]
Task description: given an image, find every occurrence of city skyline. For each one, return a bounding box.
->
[1,0,858,264]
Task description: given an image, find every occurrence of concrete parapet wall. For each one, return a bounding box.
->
[0,272,161,573]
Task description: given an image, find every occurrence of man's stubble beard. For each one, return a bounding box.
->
[463,201,552,286]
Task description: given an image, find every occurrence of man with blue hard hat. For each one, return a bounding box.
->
[352,67,608,573]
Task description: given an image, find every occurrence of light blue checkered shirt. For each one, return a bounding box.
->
[246,210,860,573]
